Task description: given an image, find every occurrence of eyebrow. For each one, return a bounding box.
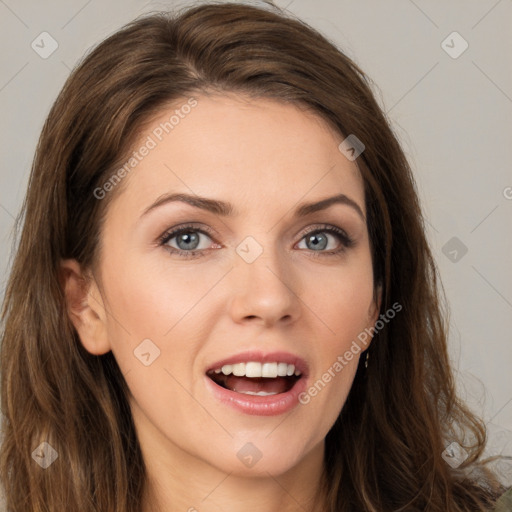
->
[140,192,365,221]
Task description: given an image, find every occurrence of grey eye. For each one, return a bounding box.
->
[304,232,328,251]
[175,231,201,250]
[164,229,212,251]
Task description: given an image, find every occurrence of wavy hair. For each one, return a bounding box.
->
[0,2,506,510]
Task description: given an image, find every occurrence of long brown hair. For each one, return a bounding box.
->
[0,2,506,510]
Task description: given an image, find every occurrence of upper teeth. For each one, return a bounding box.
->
[214,362,301,378]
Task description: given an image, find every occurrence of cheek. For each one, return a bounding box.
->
[101,263,211,425]
[298,254,374,412]
[306,258,375,340]
[102,251,219,336]
[100,252,229,387]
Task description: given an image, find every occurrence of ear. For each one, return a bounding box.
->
[364,282,383,349]
[369,282,383,326]
[59,259,111,355]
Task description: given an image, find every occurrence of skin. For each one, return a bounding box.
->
[61,93,381,512]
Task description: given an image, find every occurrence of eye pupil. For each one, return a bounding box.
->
[177,231,200,250]
[306,233,328,251]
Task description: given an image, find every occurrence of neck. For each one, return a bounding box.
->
[139,429,326,512]
[143,458,327,512]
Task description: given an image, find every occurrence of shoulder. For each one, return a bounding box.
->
[492,487,512,512]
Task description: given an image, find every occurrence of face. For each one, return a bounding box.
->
[65,94,380,480]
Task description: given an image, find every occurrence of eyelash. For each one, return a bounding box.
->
[157,223,355,259]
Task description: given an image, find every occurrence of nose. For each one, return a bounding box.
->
[228,246,301,328]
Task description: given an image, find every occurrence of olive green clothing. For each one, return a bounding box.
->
[493,487,512,511]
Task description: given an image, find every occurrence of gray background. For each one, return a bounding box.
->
[0,0,511,482]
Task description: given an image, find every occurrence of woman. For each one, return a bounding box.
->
[0,2,510,511]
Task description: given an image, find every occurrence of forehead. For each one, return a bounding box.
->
[108,93,365,219]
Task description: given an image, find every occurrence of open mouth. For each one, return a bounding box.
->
[207,362,302,396]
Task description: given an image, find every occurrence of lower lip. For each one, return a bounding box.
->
[204,375,308,416]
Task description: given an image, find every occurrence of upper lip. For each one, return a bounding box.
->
[206,350,309,377]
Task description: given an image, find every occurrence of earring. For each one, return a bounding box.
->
[364,350,370,369]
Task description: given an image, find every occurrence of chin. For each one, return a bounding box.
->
[199,431,322,478]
